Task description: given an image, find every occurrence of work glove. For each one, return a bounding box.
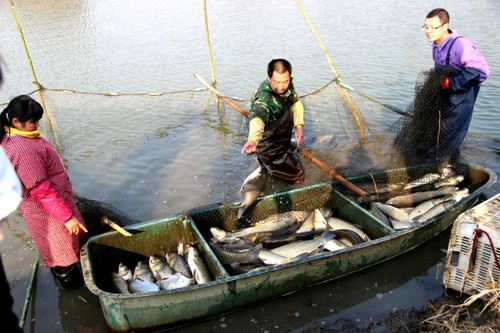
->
[440,76,450,90]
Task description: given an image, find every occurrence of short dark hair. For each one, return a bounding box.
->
[267,59,292,78]
[426,8,449,25]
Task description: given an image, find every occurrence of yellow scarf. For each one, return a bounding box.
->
[4,126,43,139]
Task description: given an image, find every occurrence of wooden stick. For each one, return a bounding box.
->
[194,74,250,118]
[194,73,368,198]
[202,0,216,84]
[102,217,133,237]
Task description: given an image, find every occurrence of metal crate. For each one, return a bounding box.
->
[444,193,500,295]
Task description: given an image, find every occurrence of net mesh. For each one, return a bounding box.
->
[2,70,459,231]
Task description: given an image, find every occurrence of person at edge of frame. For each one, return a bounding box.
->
[0,56,24,333]
[241,58,305,183]
[0,94,88,291]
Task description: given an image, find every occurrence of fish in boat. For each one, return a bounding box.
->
[366,201,393,228]
[133,260,155,283]
[331,229,365,246]
[295,208,328,233]
[236,166,267,219]
[373,202,410,222]
[323,238,349,252]
[413,198,459,223]
[118,262,133,282]
[128,277,160,294]
[270,231,335,257]
[209,242,262,265]
[325,216,371,242]
[157,272,195,291]
[149,255,173,281]
[434,175,464,188]
[111,272,130,294]
[186,244,212,284]
[80,163,495,332]
[210,217,296,241]
[259,229,325,248]
[403,173,442,190]
[166,251,192,279]
[385,186,456,208]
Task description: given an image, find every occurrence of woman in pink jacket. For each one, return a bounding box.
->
[0,95,88,290]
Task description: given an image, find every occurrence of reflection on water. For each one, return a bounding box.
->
[0,0,499,332]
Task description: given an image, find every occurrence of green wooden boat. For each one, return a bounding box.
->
[80,163,496,332]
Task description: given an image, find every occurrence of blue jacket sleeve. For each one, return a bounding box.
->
[449,67,481,92]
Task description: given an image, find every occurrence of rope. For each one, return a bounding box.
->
[468,225,500,273]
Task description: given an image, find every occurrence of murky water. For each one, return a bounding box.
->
[1,1,499,332]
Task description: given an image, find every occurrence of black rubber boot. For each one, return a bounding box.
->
[50,263,83,290]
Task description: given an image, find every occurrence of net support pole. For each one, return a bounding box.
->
[194,73,368,198]
[294,0,366,141]
[202,0,216,85]
[9,0,62,151]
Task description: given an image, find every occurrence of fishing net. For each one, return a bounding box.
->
[391,68,460,166]
[2,71,461,226]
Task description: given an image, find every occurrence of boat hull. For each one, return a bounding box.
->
[80,163,496,332]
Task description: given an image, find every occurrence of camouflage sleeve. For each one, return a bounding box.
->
[251,92,273,124]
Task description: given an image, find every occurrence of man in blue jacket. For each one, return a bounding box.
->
[422,8,489,163]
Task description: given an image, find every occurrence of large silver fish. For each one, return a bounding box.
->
[385,186,456,208]
[236,166,267,219]
[259,229,324,248]
[270,231,335,257]
[331,229,365,246]
[408,188,469,220]
[210,217,296,241]
[403,173,441,190]
[166,251,192,278]
[209,242,261,264]
[157,272,195,291]
[366,202,392,228]
[133,260,156,283]
[186,244,213,284]
[257,249,291,265]
[111,272,130,294]
[128,277,160,294]
[323,239,349,252]
[256,211,310,225]
[413,198,458,222]
[373,202,410,222]
[295,209,327,233]
[434,175,464,188]
[325,217,371,242]
[149,254,173,281]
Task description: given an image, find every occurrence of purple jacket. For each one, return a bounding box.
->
[432,30,489,83]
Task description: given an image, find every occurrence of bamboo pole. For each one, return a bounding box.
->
[19,254,39,329]
[294,0,366,141]
[194,73,250,118]
[194,73,368,198]
[202,0,216,85]
[9,0,62,150]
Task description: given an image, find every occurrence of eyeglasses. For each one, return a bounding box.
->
[421,24,445,32]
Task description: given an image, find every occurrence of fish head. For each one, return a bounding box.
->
[118,263,132,281]
[149,255,166,271]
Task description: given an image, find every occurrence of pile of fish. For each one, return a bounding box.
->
[208,207,371,274]
[111,243,212,294]
[368,167,469,230]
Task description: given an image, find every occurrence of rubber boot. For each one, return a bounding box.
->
[51,263,83,290]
